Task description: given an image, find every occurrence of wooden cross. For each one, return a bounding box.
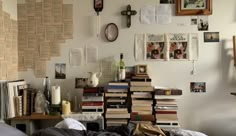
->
[121,5,137,28]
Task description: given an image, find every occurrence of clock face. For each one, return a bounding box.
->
[104,23,119,42]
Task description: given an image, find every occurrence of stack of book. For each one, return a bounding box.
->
[105,82,130,127]
[130,74,155,123]
[82,87,104,113]
[154,87,182,128]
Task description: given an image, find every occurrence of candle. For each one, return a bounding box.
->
[62,100,71,115]
[51,86,61,105]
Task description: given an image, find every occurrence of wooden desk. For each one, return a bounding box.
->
[10,115,62,135]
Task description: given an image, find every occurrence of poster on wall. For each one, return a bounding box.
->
[168,33,188,60]
[190,82,206,93]
[145,34,165,60]
[55,63,66,79]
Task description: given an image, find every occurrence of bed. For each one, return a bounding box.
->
[31,119,208,136]
[0,122,27,136]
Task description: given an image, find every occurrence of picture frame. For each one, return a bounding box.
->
[203,32,219,42]
[135,65,147,75]
[176,0,212,15]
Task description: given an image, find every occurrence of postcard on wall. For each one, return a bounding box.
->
[55,63,66,79]
[190,82,206,93]
[69,48,83,67]
[168,33,188,60]
[145,34,165,60]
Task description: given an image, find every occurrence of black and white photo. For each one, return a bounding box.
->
[55,63,66,79]
[197,16,208,31]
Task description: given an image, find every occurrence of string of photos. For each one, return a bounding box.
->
[135,33,199,61]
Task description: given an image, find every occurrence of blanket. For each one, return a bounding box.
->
[32,127,122,136]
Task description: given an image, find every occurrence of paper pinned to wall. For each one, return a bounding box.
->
[134,34,145,61]
[156,4,172,25]
[140,5,156,24]
[69,48,83,67]
[85,45,98,64]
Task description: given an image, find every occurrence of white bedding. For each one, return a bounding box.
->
[168,128,208,136]
[0,123,27,136]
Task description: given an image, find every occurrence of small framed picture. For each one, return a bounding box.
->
[75,78,88,88]
[204,32,220,42]
[135,65,147,75]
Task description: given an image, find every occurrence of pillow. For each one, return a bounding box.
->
[55,118,86,131]
[0,123,27,136]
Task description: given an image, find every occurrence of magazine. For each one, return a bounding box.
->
[145,34,165,60]
[168,33,188,60]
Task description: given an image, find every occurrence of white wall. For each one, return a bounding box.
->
[15,0,236,135]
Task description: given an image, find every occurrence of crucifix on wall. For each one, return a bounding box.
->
[121,5,137,28]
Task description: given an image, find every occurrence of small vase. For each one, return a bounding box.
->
[87,72,99,87]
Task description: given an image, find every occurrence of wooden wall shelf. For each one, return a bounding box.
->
[11,115,62,120]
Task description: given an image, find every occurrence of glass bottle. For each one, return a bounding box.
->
[43,77,51,105]
[119,53,126,81]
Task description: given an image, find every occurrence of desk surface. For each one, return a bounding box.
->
[11,115,62,120]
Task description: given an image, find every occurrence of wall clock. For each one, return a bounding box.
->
[104,23,119,42]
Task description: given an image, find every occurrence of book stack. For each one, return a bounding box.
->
[154,87,182,128]
[82,87,104,113]
[105,82,130,127]
[130,73,154,123]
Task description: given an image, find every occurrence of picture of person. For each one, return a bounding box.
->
[198,16,208,31]
[169,42,188,59]
[146,42,165,59]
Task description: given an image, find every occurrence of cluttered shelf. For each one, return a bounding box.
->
[11,115,62,120]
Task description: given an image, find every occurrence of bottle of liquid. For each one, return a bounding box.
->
[43,77,51,105]
[119,53,126,81]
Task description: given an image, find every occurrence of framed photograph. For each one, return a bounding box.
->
[204,32,219,42]
[176,0,212,15]
[135,65,147,75]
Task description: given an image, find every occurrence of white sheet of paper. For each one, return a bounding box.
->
[69,48,83,67]
[134,34,145,61]
[140,5,156,24]
[86,45,98,64]
[157,5,172,25]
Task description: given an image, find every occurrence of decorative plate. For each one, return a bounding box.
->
[104,23,119,42]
